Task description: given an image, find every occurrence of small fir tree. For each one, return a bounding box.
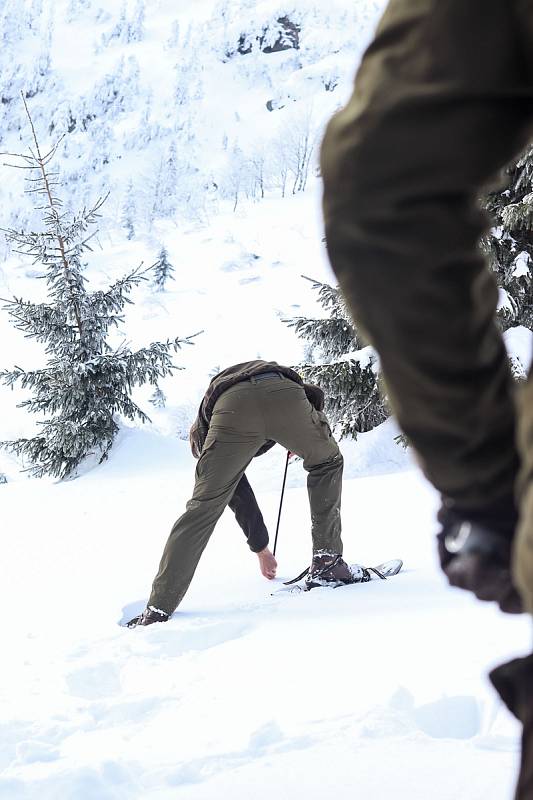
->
[127,0,145,43]
[149,387,166,408]
[0,98,198,479]
[150,143,179,221]
[484,145,533,332]
[286,276,388,438]
[152,245,175,292]
[121,179,136,240]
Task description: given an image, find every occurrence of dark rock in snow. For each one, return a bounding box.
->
[237,16,300,58]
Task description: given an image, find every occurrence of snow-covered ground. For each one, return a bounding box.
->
[1,1,532,798]
[1,427,530,799]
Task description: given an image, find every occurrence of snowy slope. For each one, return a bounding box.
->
[0,0,384,241]
[0,2,532,799]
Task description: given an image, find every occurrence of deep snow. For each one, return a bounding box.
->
[1,429,531,799]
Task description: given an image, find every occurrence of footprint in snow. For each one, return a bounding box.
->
[119,602,252,656]
[66,662,122,700]
[145,619,252,658]
[167,720,312,787]
[1,720,71,773]
[88,696,163,726]
[413,694,481,739]
[118,600,145,627]
[389,686,481,739]
[15,739,60,765]
[0,721,51,770]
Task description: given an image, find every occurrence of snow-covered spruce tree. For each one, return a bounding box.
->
[152,246,175,292]
[0,100,197,479]
[484,145,533,333]
[149,387,166,408]
[150,143,179,222]
[121,179,136,240]
[286,276,388,438]
[100,1,145,47]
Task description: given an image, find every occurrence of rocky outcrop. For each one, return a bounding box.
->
[237,16,300,56]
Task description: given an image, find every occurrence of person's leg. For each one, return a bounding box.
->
[510,5,533,619]
[258,377,344,554]
[321,0,533,516]
[148,386,265,614]
[514,384,533,614]
[490,653,533,800]
[321,6,533,792]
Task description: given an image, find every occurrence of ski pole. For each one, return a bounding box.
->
[273,450,290,558]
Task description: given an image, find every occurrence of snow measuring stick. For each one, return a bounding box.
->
[273,450,290,557]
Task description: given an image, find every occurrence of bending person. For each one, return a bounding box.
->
[128,360,359,627]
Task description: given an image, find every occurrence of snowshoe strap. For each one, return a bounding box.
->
[283,566,310,585]
[283,558,387,586]
[366,566,387,580]
[284,554,343,586]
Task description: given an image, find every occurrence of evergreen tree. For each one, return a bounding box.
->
[152,246,175,292]
[484,146,533,332]
[127,0,145,43]
[149,387,166,408]
[286,276,388,438]
[150,142,179,221]
[0,100,198,479]
[167,20,180,48]
[101,2,127,46]
[93,57,132,119]
[121,179,136,240]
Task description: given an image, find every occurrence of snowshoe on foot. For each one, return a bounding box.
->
[350,558,404,582]
[283,555,403,591]
[305,550,356,590]
[127,606,170,628]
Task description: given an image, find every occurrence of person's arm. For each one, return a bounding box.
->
[228,473,269,553]
[303,382,325,411]
[189,410,208,459]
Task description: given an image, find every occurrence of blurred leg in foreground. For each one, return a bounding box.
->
[321,2,533,795]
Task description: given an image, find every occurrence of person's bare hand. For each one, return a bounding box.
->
[257,547,277,579]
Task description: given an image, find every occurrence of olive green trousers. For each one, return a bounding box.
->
[321,0,533,609]
[149,375,343,614]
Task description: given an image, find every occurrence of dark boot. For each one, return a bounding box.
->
[305,550,356,589]
[127,606,170,628]
[490,653,533,799]
[437,500,523,614]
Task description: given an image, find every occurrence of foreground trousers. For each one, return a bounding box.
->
[149,375,343,614]
[321,0,533,611]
